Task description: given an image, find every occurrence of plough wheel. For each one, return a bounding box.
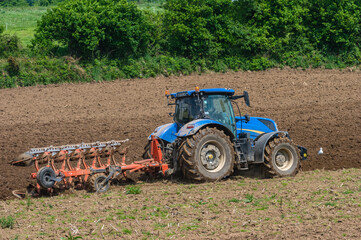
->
[37,167,56,189]
[88,174,110,193]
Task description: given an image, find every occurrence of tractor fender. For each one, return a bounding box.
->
[177,119,235,139]
[253,131,289,163]
[148,123,178,143]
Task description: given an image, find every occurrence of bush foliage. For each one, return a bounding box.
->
[0,0,64,7]
[162,0,238,59]
[33,0,152,58]
[2,0,361,88]
[0,25,21,57]
[162,0,361,64]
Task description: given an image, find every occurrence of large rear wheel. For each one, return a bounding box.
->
[142,139,170,161]
[178,127,234,181]
[142,141,151,159]
[264,137,300,177]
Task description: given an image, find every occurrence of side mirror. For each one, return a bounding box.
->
[244,114,250,123]
[243,91,250,107]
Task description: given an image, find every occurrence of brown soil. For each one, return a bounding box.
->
[0,69,360,201]
[1,169,361,239]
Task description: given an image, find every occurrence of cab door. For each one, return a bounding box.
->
[203,95,236,136]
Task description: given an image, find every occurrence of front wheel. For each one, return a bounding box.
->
[178,127,234,181]
[264,137,300,177]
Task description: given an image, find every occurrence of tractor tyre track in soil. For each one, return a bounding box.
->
[0,69,360,200]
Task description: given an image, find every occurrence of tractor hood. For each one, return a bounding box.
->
[236,116,278,140]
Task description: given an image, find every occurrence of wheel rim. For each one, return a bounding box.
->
[274,148,294,171]
[200,140,225,172]
[95,176,108,192]
[44,173,52,183]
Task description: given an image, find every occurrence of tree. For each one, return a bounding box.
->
[163,0,236,59]
[33,0,152,58]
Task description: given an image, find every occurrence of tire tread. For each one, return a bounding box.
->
[178,127,234,182]
[264,137,300,177]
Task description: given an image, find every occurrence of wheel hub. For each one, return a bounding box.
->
[275,153,287,167]
[200,144,221,170]
[274,148,294,171]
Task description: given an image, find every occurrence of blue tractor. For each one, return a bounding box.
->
[144,88,307,181]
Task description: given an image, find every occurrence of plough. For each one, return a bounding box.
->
[11,136,168,196]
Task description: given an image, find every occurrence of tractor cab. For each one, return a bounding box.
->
[173,92,236,136]
[168,88,254,138]
[151,87,275,143]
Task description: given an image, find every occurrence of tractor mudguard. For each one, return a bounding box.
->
[176,119,235,139]
[148,123,178,143]
[253,131,290,163]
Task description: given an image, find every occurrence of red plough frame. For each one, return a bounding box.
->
[12,136,168,197]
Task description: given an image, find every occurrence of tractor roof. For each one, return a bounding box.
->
[170,88,235,98]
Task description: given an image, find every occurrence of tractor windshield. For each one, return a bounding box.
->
[203,95,235,133]
[175,94,235,134]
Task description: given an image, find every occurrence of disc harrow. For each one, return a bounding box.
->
[11,136,168,197]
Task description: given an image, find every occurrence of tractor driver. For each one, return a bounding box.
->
[204,96,227,124]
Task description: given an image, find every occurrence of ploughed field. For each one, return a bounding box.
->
[0,69,361,238]
[0,69,360,200]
